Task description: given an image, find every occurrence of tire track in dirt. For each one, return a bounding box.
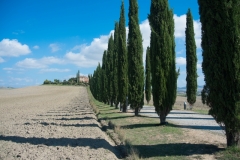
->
[0,86,121,159]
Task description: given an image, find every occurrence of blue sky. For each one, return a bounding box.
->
[0,0,203,88]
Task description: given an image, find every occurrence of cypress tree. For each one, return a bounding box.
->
[199,0,240,147]
[185,8,197,108]
[145,46,151,104]
[127,0,144,116]
[113,22,119,109]
[107,34,114,106]
[148,0,177,124]
[101,50,108,103]
[76,70,80,85]
[118,1,128,112]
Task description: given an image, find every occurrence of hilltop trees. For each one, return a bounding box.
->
[145,47,151,104]
[185,9,197,108]
[127,0,144,116]
[148,0,177,124]
[118,1,128,112]
[199,0,240,147]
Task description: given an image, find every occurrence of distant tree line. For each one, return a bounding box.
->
[43,70,88,86]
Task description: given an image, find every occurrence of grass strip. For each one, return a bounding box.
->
[87,87,239,160]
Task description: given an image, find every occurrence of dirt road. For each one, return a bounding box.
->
[0,86,120,159]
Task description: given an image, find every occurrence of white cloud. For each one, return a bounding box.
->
[65,35,109,67]
[40,68,70,73]
[49,43,60,52]
[0,39,31,57]
[9,77,33,83]
[174,14,187,38]
[140,19,151,56]
[33,45,39,49]
[176,57,186,65]
[0,57,4,63]
[3,68,24,71]
[173,14,202,49]
[16,56,65,69]
[197,63,202,69]
[177,49,184,55]
[16,58,46,69]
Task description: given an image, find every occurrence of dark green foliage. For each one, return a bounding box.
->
[118,1,128,112]
[145,47,151,104]
[148,0,177,124]
[43,79,51,84]
[107,35,115,106]
[185,9,197,106]
[127,0,144,116]
[113,22,119,108]
[101,50,108,103]
[198,0,240,147]
[76,70,80,85]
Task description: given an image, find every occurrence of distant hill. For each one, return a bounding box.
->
[177,85,203,95]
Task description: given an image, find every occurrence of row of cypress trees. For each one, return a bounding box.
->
[90,0,179,124]
[90,0,144,115]
[90,0,240,148]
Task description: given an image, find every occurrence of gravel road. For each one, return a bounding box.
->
[140,106,225,136]
[0,86,121,160]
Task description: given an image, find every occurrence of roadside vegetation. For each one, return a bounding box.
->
[87,87,239,159]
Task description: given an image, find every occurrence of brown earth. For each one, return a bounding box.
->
[0,86,121,160]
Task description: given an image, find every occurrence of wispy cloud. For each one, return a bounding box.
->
[9,77,33,83]
[12,30,25,35]
[176,57,186,65]
[49,43,60,52]
[40,68,70,73]
[16,57,65,69]
[0,39,31,57]
[65,35,109,67]
[33,45,39,49]
[0,57,4,63]
[173,14,202,49]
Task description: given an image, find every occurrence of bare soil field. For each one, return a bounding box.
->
[0,86,120,159]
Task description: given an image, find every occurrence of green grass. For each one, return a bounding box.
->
[87,87,234,160]
[192,109,209,115]
[217,146,240,160]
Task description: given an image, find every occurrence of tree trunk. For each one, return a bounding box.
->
[122,104,127,112]
[226,129,240,147]
[134,107,139,116]
[115,102,119,109]
[160,111,167,125]
[110,100,114,107]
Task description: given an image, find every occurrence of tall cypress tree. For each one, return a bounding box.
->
[148,0,177,124]
[106,35,114,106]
[101,50,108,103]
[118,1,128,112]
[127,0,144,116]
[113,22,119,109]
[199,0,240,147]
[185,9,197,108]
[76,70,80,85]
[145,46,151,104]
